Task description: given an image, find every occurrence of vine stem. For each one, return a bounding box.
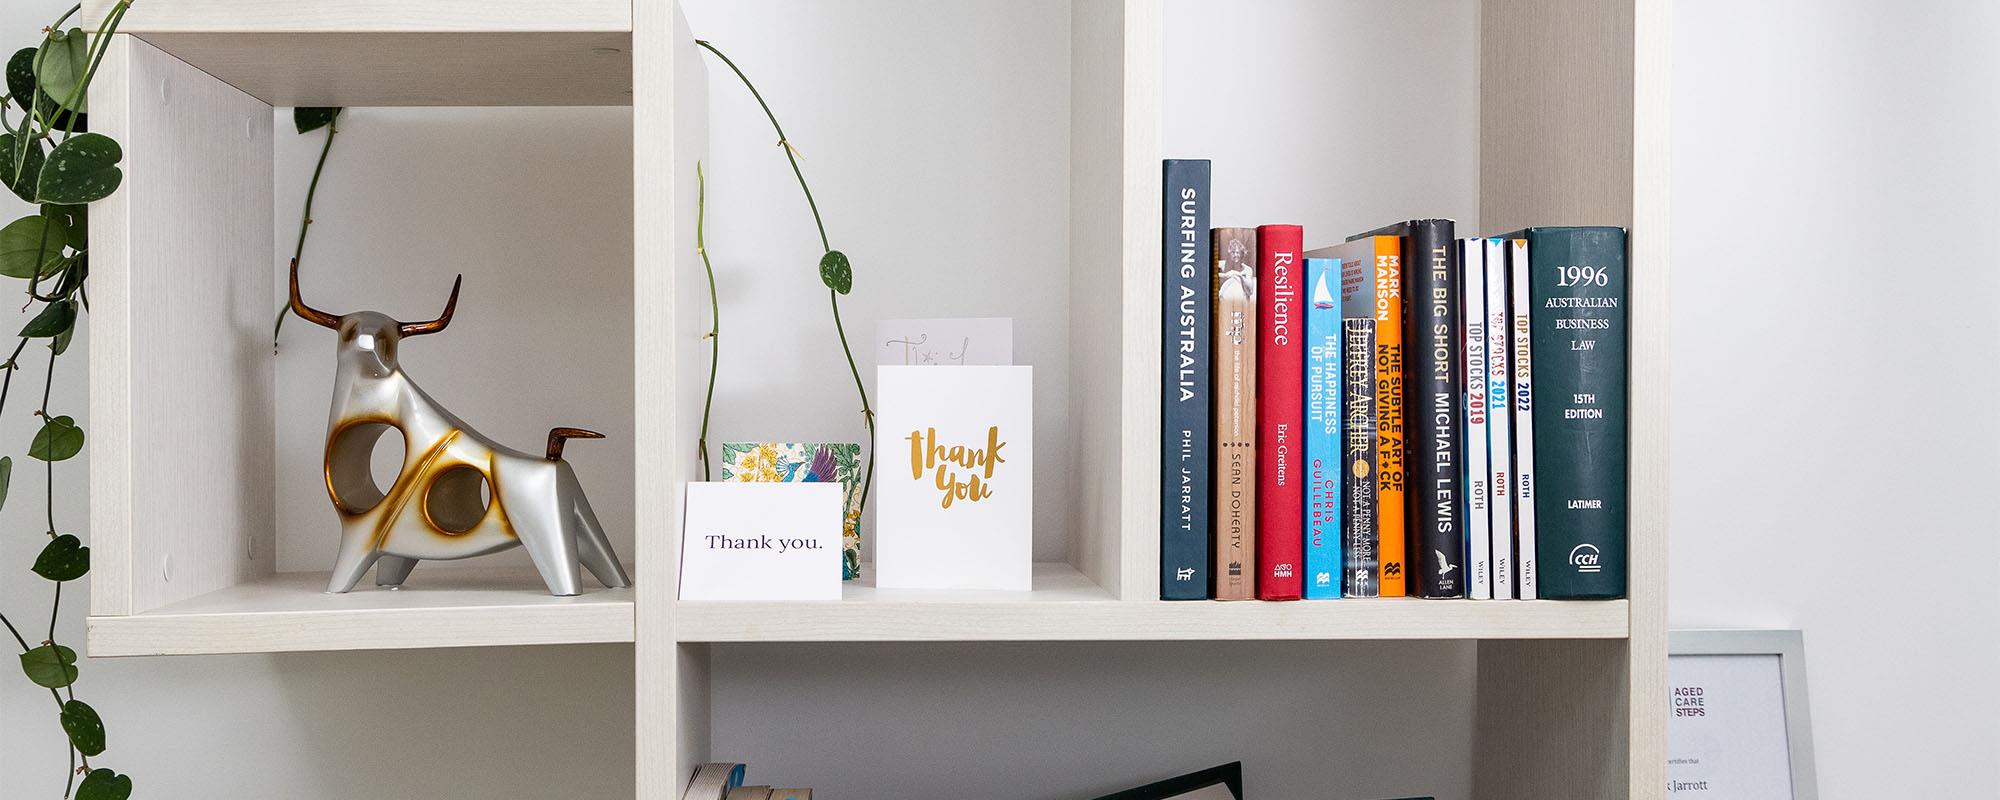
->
[5,9,131,795]
[694,39,877,512]
[695,162,719,481]
[272,110,341,348]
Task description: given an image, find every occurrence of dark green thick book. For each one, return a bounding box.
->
[1513,226,1627,599]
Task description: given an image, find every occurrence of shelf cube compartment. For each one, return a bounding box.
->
[86,24,641,655]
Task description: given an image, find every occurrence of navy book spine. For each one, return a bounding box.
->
[1160,159,1212,599]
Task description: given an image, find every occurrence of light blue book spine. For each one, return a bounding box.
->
[1303,257,1344,599]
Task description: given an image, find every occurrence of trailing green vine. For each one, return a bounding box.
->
[272,107,343,347]
[694,39,876,514]
[695,161,719,481]
[2,3,136,798]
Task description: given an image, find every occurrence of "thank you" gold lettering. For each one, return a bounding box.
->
[905,426,1009,508]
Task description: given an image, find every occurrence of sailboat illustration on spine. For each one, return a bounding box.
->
[1302,257,1343,599]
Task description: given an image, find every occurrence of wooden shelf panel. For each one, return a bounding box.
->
[131,31,631,107]
[87,567,634,656]
[672,563,1630,642]
[79,0,633,106]
[83,0,630,34]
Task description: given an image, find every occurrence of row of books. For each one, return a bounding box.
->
[1158,159,1628,602]
[683,763,810,800]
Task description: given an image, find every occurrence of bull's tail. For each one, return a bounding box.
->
[545,427,606,461]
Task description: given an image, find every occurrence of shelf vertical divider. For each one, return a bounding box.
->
[1473,1,1668,797]
[1071,0,1163,602]
[637,0,710,795]
[1626,0,1673,796]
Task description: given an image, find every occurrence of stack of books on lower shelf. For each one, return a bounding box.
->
[1160,159,1630,603]
[692,761,1434,799]
[684,763,811,800]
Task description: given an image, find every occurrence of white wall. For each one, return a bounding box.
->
[1667,1,2000,796]
[683,0,1078,558]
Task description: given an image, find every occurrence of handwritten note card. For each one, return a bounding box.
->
[875,318,1013,366]
[874,365,1034,591]
[679,482,844,601]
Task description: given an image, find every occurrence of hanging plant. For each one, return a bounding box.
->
[693,39,877,517]
[1,4,135,798]
[272,105,344,345]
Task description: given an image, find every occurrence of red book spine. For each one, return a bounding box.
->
[1256,224,1305,600]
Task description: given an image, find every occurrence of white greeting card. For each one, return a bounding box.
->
[875,318,1013,366]
[679,482,844,601]
[874,365,1034,591]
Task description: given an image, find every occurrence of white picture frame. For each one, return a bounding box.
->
[1668,629,1819,800]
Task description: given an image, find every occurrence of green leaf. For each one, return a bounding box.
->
[54,317,75,355]
[19,644,77,688]
[37,133,122,205]
[7,47,83,131]
[5,48,35,115]
[29,414,83,461]
[33,28,89,114]
[0,455,11,509]
[0,133,46,204]
[0,214,69,279]
[21,299,75,338]
[76,769,132,800]
[32,533,88,581]
[819,250,853,295]
[43,203,85,250]
[294,107,341,134]
[61,699,105,756]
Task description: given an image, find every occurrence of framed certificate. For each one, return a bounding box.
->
[1669,629,1819,800]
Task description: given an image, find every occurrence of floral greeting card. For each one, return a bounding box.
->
[720,442,863,580]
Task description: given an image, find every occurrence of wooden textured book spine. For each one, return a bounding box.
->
[1524,226,1628,599]
[1211,227,1259,600]
[1160,160,1212,600]
[1255,223,1305,600]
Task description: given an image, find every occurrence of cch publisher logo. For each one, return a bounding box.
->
[1568,543,1602,574]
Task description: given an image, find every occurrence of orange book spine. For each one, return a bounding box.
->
[1370,238,1408,597]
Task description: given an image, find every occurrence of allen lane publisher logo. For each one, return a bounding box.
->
[1568,543,1602,574]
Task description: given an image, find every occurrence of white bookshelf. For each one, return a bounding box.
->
[81,0,1669,797]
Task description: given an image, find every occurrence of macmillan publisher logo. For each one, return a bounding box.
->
[1568,543,1602,574]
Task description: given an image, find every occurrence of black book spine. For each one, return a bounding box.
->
[1408,219,1465,598]
[1355,219,1464,597]
[1160,160,1212,600]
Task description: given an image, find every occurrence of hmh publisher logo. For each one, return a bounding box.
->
[1568,543,1602,574]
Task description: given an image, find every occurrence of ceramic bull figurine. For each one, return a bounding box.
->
[291,260,631,596]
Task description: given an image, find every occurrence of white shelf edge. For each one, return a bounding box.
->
[86,569,635,657]
[82,0,632,35]
[671,563,1629,643]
